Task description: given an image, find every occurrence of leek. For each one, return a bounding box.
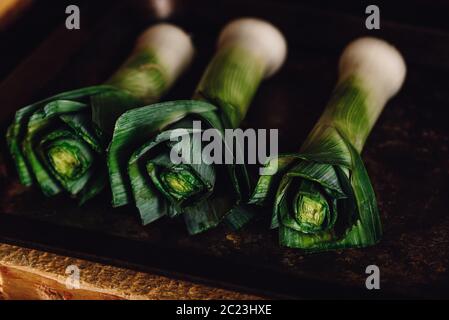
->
[6,24,194,203]
[250,37,406,252]
[108,18,287,234]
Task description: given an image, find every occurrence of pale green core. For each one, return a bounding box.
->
[297,196,326,227]
[48,146,83,180]
[150,165,205,201]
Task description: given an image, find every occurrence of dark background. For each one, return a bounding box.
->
[0,0,448,299]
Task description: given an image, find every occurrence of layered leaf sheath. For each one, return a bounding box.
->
[6,24,194,203]
[108,18,287,234]
[251,38,406,252]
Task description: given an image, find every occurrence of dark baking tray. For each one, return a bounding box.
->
[1,0,448,299]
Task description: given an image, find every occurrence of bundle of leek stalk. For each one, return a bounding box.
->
[108,18,287,234]
[6,17,406,252]
[251,38,406,252]
[7,24,194,203]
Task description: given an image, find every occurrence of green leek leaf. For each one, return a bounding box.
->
[5,24,188,203]
[6,86,121,200]
[107,45,270,234]
[250,77,384,252]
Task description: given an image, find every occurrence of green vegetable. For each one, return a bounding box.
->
[250,37,406,252]
[6,24,194,203]
[108,18,287,234]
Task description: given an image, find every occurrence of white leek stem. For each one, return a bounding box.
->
[194,18,287,127]
[134,23,194,84]
[308,37,407,152]
[338,37,406,126]
[217,18,287,79]
[109,23,194,103]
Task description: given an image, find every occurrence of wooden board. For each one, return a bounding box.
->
[0,243,260,300]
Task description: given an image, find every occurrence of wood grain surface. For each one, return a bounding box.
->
[0,243,262,300]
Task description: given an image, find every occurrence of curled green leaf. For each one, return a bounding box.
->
[6,86,134,203]
[251,36,406,251]
[250,78,383,252]
[107,27,284,234]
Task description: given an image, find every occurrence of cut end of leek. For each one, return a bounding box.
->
[148,163,206,202]
[217,18,287,78]
[338,37,406,102]
[295,195,327,232]
[293,180,332,234]
[47,145,85,180]
[135,23,194,82]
